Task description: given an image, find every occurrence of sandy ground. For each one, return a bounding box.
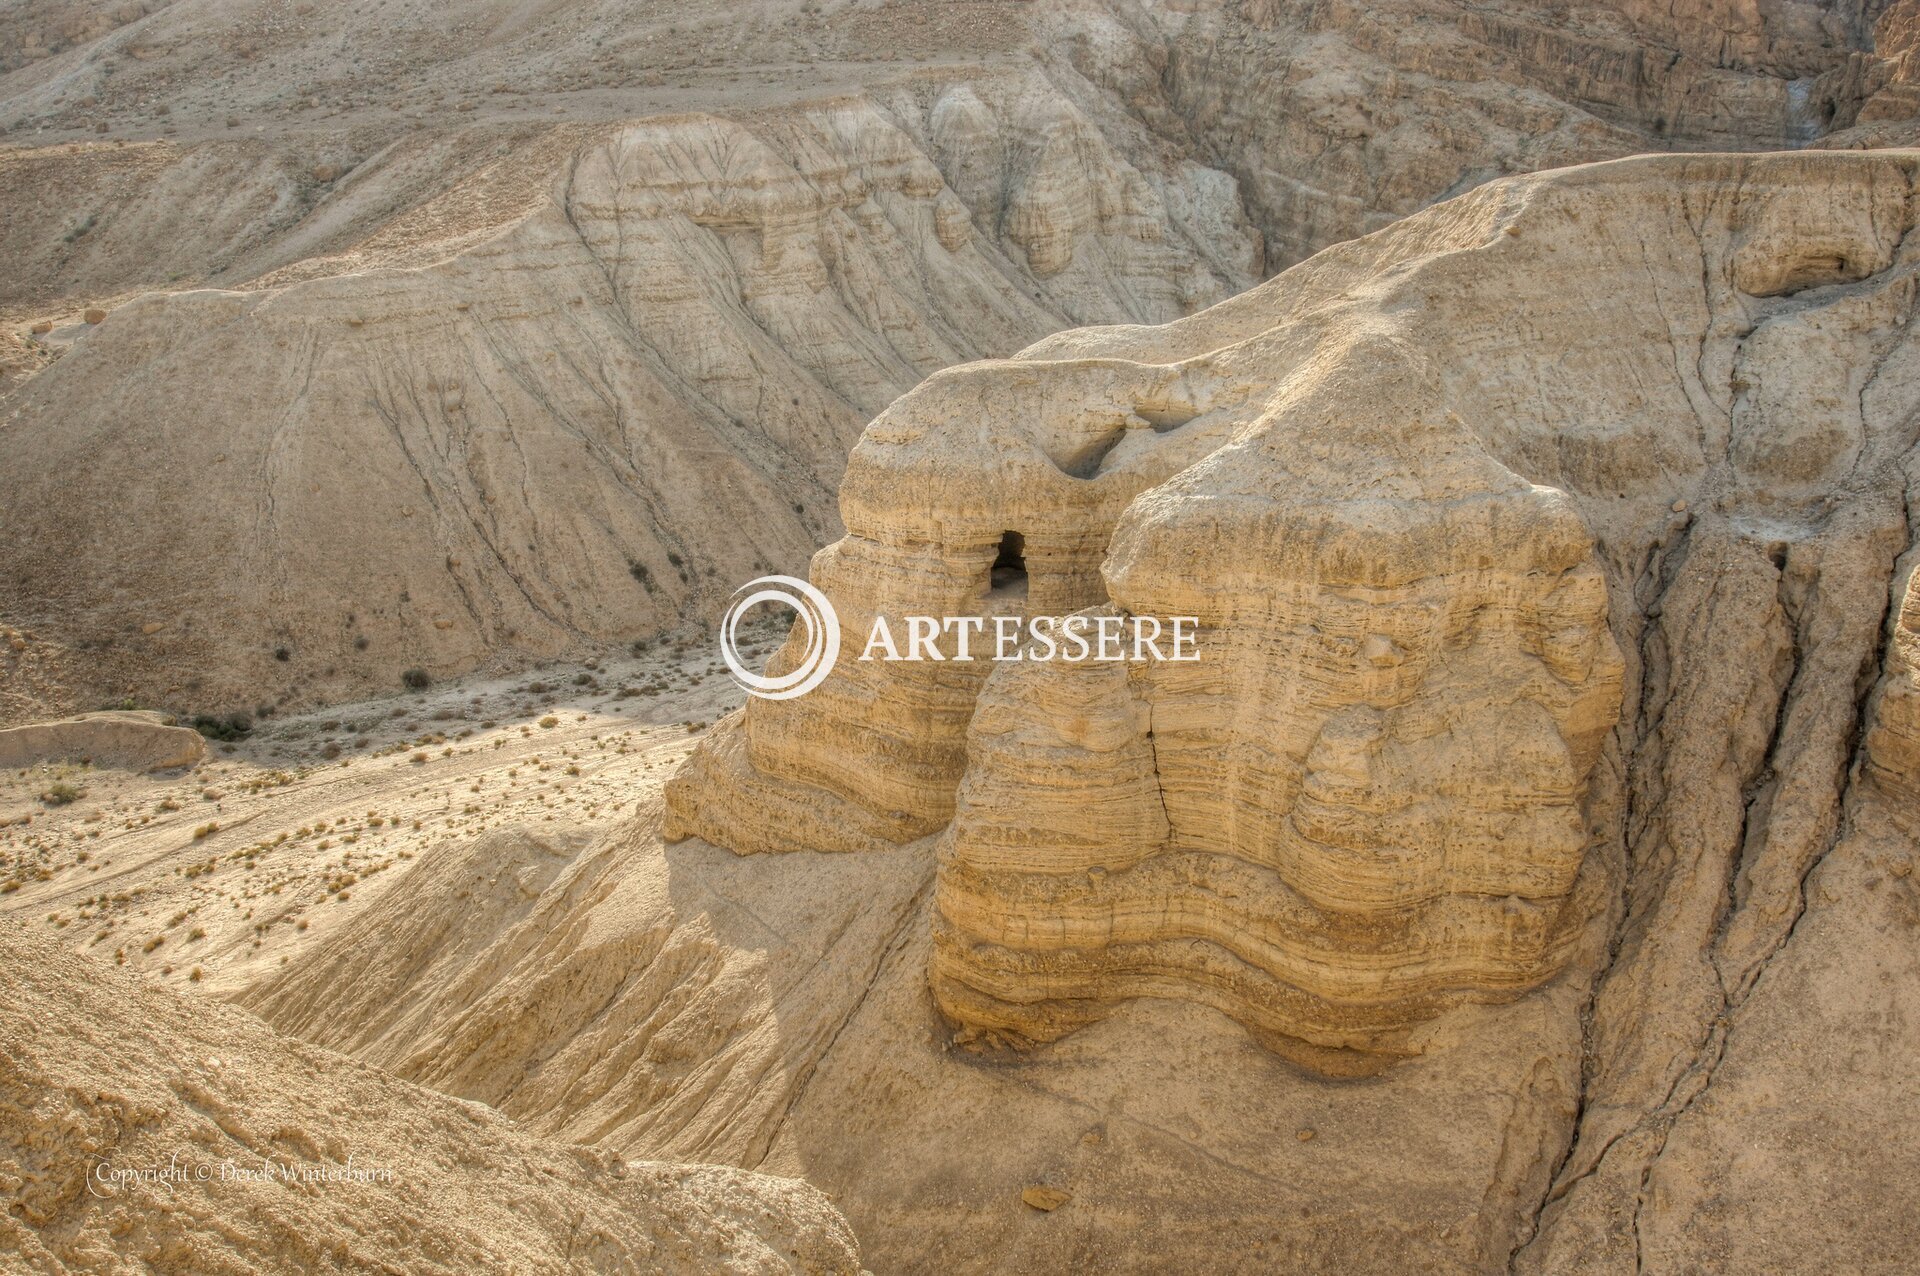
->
[0,619,785,997]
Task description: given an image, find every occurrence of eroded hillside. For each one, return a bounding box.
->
[5,0,1915,723]
[0,918,864,1274]
[109,149,1908,1273]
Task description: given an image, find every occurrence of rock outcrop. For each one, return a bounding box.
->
[670,147,1920,1070]
[1865,558,1920,804]
[0,89,1261,720]
[8,0,1919,723]
[240,148,1920,1273]
[0,709,205,772]
[0,919,863,1275]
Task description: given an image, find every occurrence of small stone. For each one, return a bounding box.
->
[1361,635,1400,668]
[1297,1128,1316,1142]
[141,622,165,635]
[30,320,52,335]
[1021,1186,1070,1212]
[83,308,107,325]
[310,163,341,183]
[1671,499,1688,513]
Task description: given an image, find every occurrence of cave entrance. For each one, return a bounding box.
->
[990,530,1027,592]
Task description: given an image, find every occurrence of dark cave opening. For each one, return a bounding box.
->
[991,530,1027,591]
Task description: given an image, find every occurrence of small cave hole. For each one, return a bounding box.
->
[990,531,1028,591]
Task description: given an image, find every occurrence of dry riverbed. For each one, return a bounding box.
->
[0,628,781,997]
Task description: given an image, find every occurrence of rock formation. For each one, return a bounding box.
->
[9,4,1920,1272]
[0,709,205,772]
[6,0,1917,722]
[670,146,1918,1069]
[227,148,1920,1272]
[0,90,1261,718]
[0,919,863,1275]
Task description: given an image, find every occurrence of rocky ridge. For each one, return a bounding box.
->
[5,0,1917,721]
[0,919,863,1275]
[230,150,1920,1272]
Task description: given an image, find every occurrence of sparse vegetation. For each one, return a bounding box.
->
[402,667,432,691]
[191,713,253,742]
[39,781,85,806]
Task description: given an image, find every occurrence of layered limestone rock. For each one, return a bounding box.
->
[934,376,1624,1057]
[8,1,1913,723]
[671,147,1920,1066]
[0,87,1260,720]
[243,150,1920,1271]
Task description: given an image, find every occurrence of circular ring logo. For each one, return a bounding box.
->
[719,575,841,700]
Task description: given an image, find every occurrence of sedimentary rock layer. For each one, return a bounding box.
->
[0,83,1259,717]
[242,149,1920,1272]
[0,919,863,1275]
[670,148,1920,1062]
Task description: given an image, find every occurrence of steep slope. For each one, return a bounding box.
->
[241,150,1920,1272]
[0,919,863,1275]
[0,85,1262,720]
[5,0,1915,725]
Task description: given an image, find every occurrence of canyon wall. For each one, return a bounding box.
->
[0,79,1261,716]
[7,0,1917,721]
[237,149,1920,1272]
[670,148,1919,1070]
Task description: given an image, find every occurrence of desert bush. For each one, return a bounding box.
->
[40,780,86,806]
[190,713,252,742]
[401,667,431,691]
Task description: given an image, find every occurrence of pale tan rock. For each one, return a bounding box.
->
[670,149,1920,1073]
[0,709,205,772]
[1864,561,1920,809]
[1021,1186,1070,1211]
[0,98,1259,720]
[0,920,863,1275]
[243,820,1585,1275]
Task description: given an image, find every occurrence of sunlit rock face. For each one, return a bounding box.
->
[932,357,1624,1060]
[671,148,1920,1065]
